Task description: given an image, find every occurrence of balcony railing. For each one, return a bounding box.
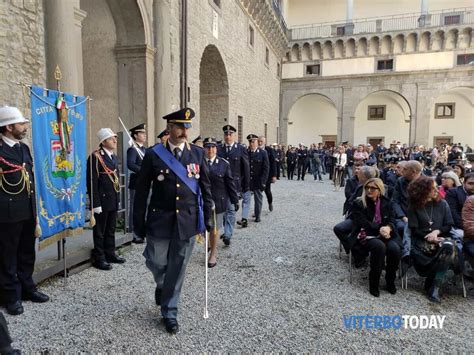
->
[289,7,474,41]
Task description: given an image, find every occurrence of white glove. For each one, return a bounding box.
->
[93,206,103,214]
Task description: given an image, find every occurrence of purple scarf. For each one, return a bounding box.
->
[374,198,382,225]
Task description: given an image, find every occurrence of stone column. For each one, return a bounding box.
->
[44,0,81,93]
[346,0,353,22]
[421,0,428,14]
[74,7,87,95]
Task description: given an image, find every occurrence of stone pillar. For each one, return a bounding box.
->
[73,7,87,95]
[346,0,353,22]
[421,0,428,14]
[44,0,81,93]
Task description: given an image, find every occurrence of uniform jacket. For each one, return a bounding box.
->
[264,146,277,182]
[286,151,297,164]
[0,140,35,223]
[217,142,250,193]
[207,156,239,214]
[297,148,308,162]
[127,145,146,189]
[133,142,213,240]
[445,186,470,229]
[86,148,120,212]
[248,148,269,191]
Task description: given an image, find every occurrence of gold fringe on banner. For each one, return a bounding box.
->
[38,228,84,251]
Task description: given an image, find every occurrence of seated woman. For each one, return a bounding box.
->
[350,178,401,297]
[463,195,474,259]
[438,171,461,199]
[407,176,455,303]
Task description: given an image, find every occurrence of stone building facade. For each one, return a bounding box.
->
[0,0,287,147]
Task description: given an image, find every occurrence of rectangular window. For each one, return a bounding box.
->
[377,59,393,71]
[306,64,320,75]
[265,47,270,66]
[435,103,455,119]
[336,26,345,36]
[277,62,281,77]
[264,123,268,139]
[444,15,460,25]
[249,25,255,47]
[238,116,243,143]
[457,54,474,65]
[368,105,386,120]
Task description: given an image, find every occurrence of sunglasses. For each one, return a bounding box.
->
[365,186,380,191]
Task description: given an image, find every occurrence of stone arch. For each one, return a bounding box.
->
[429,86,474,147]
[346,38,356,57]
[334,39,344,58]
[323,41,333,59]
[353,90,411,145]
[358,37,368,56]
[381,35,392,55]
[199,45,229,138]
[312,42,322,60]
[432,30,444,51]
[283,51,290,62]
[369,36,379,55]
[287,94,338,146]
[406,33,417,53]
[393,34,404,54]
[446,29,458,50]
[419,31,431,51]
[458,27,472,49]
[81,0,153,144]
[290,43,300,61]
[301,42,312,61]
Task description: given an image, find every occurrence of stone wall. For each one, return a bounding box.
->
[0,0,46,115]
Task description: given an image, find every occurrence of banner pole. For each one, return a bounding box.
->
[62,238,67,285]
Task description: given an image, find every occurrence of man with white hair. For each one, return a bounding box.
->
[87,128,125,271]
[0,106,49,315]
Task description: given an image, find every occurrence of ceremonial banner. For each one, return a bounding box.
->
[30,86,87,249]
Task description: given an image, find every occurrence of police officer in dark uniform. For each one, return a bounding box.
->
[297,144,308,181]
[87,128,125,271]
[217,125,250,239]
[133,108,214,334]
[192,135,203,147]
[127,123,147,244]
[0,106,49,316]
[286,146,297,180]
[258,136,277,211]
[203,137,239,265]
[247,134,269,222]
[157,129,169,144]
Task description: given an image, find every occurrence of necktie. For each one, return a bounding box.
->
[174,147,181,161]
[13,143,22,158]
[226,146,231,154]
[207,159,212,167]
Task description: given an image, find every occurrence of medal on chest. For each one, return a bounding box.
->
[187,163,200,179]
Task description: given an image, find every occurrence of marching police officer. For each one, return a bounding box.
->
[203,137,239,266]
[247,134,269,222]
[258,136,277,211]
[297,144,308,181]
[133,108,214,334]
[217,125,250,240]
[0,106,49,316]
[127,123,147,244]
[157,129,169,144]
[87,128,125,271]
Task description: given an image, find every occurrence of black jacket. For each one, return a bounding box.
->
[248,148,269,191]
[217,142,250,193]
[0,140,35,223]
[86,148,120,212]
[127,145,146,189]
[133,142,213,240]
[264,146,277,183]
[392,177,410,219]
[445,186,469,229]
[207,157,239,214]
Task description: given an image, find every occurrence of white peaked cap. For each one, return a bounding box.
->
[0,106,29,127]
[97,128,117,144]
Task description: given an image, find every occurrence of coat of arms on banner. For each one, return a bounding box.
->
[51,140,75,178]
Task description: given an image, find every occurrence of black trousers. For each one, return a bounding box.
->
[0,312,12,351]
[92,210,117,261]
[276,162,281,179]
[287,163,296,180]
[265,182,273,205]
[297,160,306,180]
[0,219,36,304]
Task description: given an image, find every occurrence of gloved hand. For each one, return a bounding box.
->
[234,203,239,212]
[206,217,215,233]
[93,206,103,214]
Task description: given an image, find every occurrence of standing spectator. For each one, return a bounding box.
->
[297,144,308,181]
[286,146,297,180]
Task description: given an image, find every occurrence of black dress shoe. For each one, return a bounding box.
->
[254,217,261,223]
[132,237,145,244]
[6,301,23,316]
[163,318,179,334]
[208,262,217,268]
[269,204,273,212]
[22,291,49,303]
[155,287,161,306]
[106,255,126,264]
[241,219,248,228]
[93,260,112,270]
[223,237,230,246]
[386,282,397,295]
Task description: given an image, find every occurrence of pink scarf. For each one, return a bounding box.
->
[374,198,382,225]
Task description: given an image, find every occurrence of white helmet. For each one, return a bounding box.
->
[0,106,29,127]
[97,128,117,144]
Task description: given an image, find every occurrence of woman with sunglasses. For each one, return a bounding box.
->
[350,178,401,297]
[407,176,454,303]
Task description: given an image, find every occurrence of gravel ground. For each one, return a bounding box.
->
[5,177,474,353]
